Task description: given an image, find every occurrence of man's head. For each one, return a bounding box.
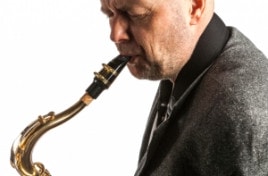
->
[100,0,214,82]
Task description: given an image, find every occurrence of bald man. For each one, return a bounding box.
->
[100,0,268,175]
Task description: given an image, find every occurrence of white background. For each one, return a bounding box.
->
[0,0,267,175]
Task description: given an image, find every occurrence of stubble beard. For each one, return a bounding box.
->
[127,55,166,81]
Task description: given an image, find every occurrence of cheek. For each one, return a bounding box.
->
[129,14,183,57]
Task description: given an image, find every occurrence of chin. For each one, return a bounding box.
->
[127,66,144,79]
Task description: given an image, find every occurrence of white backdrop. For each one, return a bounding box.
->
[0,0,267,175]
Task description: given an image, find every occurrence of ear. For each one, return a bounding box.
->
[189,0,206,25]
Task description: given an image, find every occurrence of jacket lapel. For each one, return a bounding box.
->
[135,118,170,176]
[135,65,214,176]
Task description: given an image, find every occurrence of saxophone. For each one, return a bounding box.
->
[10,55,130,176]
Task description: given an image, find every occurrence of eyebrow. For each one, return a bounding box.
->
[100,0,133,14]
[100,6,108,14]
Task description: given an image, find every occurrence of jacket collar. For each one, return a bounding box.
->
[163,13,230,112]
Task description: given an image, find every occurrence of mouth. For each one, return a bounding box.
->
[127,55,140,65]
[119,53,139,64]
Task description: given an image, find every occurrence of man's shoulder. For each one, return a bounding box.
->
[196,27,268,106]
[224,27,267,59]
[211,27,268,79]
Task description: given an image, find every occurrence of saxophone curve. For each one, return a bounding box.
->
[10,55,130,176]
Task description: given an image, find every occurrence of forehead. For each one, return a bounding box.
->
[100,0,152,10]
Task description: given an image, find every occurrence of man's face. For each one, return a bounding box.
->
[100,0,194,81]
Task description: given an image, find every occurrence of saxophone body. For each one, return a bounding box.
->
[10,55,130,176]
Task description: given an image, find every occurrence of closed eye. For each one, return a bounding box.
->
[129,13,148,20]
[127,10,151,22]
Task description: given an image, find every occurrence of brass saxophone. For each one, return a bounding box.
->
[10,55,130,176]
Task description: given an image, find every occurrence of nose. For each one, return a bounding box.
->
[109,15,130,43]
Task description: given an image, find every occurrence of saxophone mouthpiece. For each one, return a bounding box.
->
[86,55,131,99]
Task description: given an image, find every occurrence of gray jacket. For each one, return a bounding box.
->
[135,15,268,176]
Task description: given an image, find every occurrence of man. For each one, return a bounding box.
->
[101,0,268,175]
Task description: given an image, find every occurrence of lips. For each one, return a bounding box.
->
[125,55,140,65]
[118,46,145,66]
[118,52,138,63]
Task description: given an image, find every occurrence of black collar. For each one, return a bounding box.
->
[159,13,230,108]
